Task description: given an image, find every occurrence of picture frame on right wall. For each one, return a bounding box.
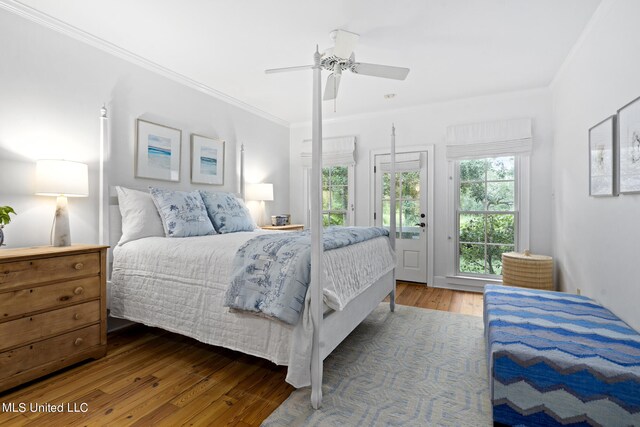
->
[618,95,640,194]
[589,115,617,196]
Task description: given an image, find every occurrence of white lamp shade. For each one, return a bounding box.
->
[35,160,89,197]
[246,183,274,201]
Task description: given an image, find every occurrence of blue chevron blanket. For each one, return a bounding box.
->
[484,284,640,426]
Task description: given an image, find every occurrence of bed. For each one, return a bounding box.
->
[99,48,401,408]
[110,231,395,387]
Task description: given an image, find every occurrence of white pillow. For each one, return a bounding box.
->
[115,186,165,245]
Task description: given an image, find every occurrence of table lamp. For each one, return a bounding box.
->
[246,183,273,226]
[35,159,89,247]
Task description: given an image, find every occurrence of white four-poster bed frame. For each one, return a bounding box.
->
[98,48,398,409]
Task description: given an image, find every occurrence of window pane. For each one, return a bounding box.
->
[383,173,401,199]
[487,214,515,244]
[331,166,348,186]
[460,182,485,211]
[486,245,514,275]
[401,200,421,240]
[487,157,514,181]
[322,189,330,210]
[402,199,420,225]
[402,171,420,198]
[486,181,514,211]
[329,212,346,226]
[322,214,330,227]
[331,186,348,210]
[459,243,485,274]
[460,159,486,182]
[459,213,485,243]
[382,201,400,230]
[322,168,330,190]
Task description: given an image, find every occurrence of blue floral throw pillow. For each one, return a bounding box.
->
[149,188,217,237]
[200,191,256,234]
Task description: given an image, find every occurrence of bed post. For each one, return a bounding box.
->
[310,46,324,410]
[99,104,109,246]
[240,144,245,200]
[389,124,396,312]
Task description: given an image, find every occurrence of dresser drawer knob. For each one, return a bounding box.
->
[74,263,84,270]
[73,313,82,320]
[74,338,84,346]
[74,287,84,295]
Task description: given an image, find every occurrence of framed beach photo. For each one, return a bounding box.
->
[135,119,181,182]
[589,115,617,197]
[618,95,640,194]
[191,134,224,185]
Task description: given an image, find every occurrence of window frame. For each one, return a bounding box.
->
[443,154,530,287]
[322,165,352,227]
[304,163,355,228]
[454,157,519,278]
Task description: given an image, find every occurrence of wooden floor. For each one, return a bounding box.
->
[0,283,483,426]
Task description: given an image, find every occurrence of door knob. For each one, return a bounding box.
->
[414,223,426,228]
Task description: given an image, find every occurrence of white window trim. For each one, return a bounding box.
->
[303,164,355,228]
[439,155,530,290]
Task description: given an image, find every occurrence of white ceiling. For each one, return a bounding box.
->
[17,0,600,125]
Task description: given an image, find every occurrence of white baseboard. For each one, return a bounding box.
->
[433,275,500,293]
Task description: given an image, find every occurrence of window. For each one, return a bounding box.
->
[382,171,421,239]
[457,156,516,276]
[322,166,349,226]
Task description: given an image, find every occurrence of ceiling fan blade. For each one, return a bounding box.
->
[265,65,313,74]
[351,63,410,80]
[333,29,359,59]
[323,73,341,101]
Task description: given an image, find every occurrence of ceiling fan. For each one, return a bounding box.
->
[265,29,410,101]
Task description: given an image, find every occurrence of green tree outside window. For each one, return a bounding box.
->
[458,157,516,275]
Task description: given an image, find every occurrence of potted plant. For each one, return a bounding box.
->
[0,206,17,247]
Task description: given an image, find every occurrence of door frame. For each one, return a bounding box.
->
[369,145,435,286]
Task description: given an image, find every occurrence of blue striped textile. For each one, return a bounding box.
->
[484,284,640,426]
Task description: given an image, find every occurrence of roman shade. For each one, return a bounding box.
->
[378,152,421,172]
[446,118,532,160]
[301,136,356,167]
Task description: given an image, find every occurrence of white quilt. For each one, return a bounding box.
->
[109,230,395,387]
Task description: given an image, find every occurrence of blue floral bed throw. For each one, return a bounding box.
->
[224,226,389,325]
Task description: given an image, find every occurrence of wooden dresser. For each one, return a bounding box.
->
[0,245,108,393]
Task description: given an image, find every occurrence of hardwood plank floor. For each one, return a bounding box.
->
[0,283,482,426]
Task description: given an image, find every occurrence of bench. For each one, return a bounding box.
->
[484,284,640,426]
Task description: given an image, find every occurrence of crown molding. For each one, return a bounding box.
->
[0,0,289,127]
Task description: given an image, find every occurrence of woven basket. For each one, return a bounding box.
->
[501,250,553,290]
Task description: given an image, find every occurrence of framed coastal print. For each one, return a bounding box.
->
[618,95,640,193]
[191,134,224,185]
[589,115,617,196]
[136,119,181,182]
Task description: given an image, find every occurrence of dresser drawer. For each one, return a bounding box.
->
[0,252,100,290]
[0,300,100,351]
[0,324,101,380]
[0,276,100,320]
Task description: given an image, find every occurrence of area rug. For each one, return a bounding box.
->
[262,304,491,426]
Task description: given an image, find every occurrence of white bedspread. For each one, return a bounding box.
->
[109,230,395,387]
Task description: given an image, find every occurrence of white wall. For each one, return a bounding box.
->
[551,0,640,330]
[290,88,554,284]
[0,9,289,249]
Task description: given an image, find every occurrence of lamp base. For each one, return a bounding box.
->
[53,195,71,247]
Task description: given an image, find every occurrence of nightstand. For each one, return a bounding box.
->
[260,224,305,231]
[0,244,108,392]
